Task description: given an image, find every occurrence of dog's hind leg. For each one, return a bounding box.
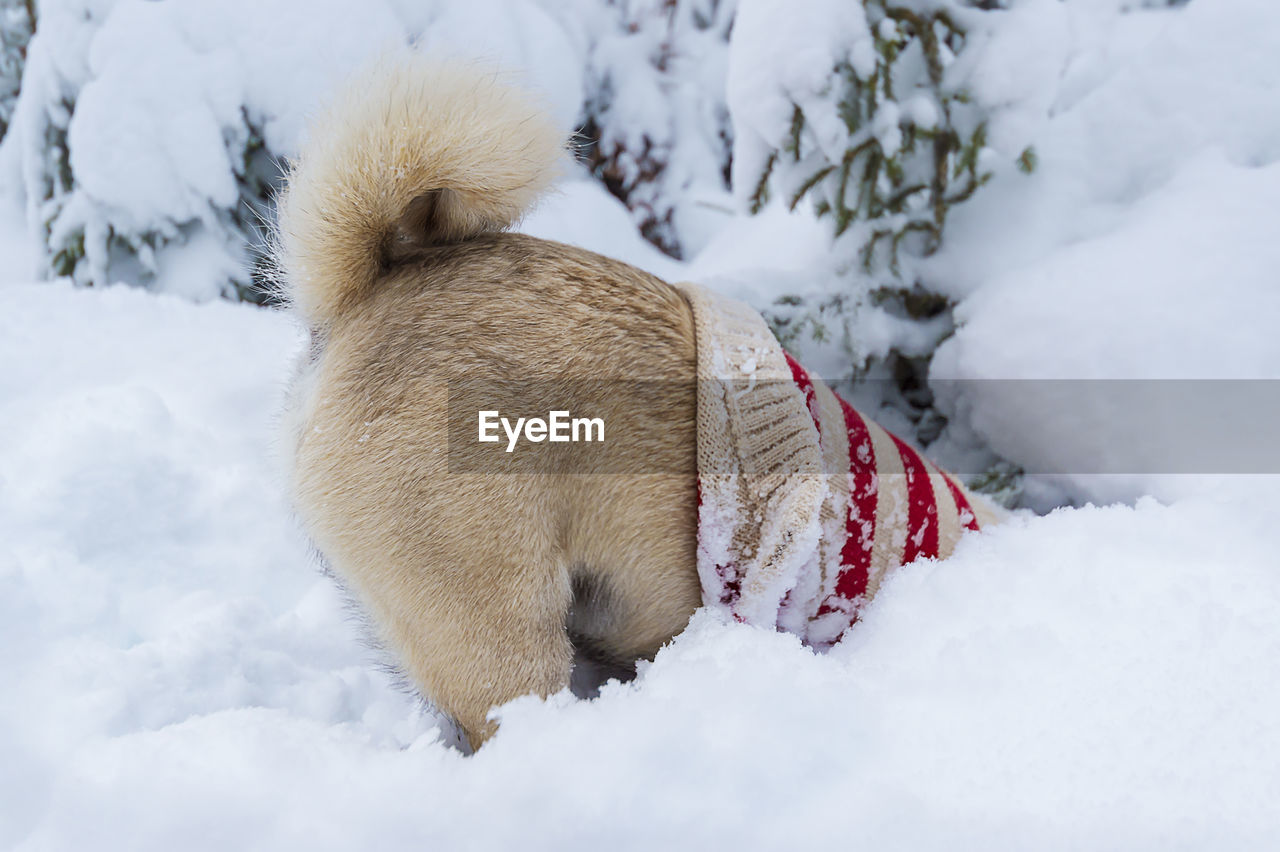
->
[299,475,576,750]
[353,543,574,751]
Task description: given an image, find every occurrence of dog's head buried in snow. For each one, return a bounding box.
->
[274,58,1000,751]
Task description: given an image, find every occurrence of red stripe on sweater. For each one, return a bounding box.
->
[833,396,877,602]
[784,352,820,434]
[786,354,856,616]
[786,352,879,614]
[942,473,981,532]
[889,433,939,563]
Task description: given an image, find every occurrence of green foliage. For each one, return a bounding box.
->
[744,0,1042,482]
[762,292,849,350]
[1017,145,1038,174]
[40,97,87,283]
[752,0,1034,281]
[962,459,1024,508]
[50,229,83,278]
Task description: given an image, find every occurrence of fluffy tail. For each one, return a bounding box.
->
[274,58,564,327]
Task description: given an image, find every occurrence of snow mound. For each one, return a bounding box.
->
[3,281,1278,849]
[925,0,1280,506]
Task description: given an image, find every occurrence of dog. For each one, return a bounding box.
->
[275,59,703,749]
[275,58,997,750]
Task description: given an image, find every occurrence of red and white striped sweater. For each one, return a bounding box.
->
[678,282,1002,649]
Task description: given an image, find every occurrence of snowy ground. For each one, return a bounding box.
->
[3,271,1279,848]
[5,207,1280,850]
[5,0,1280,848]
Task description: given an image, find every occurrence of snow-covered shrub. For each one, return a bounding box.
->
[733,0,1036,342]
[577,0,735,259]
[748,2,1000,266]
[720,0,1027,471]
[0,0,592,301]
[727,0,1221,502]
[1,0,733,295]
[4,0,380,301]
[0,0,33,141]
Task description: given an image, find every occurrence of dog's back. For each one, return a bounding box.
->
[275,60,701,748]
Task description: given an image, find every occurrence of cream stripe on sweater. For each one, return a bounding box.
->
[675,281,1004,646]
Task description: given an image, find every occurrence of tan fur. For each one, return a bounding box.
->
[277,61,701,749]
[274,57,564,328]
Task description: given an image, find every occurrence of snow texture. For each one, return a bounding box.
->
[3,277,1278,848]
[4,0,1280,847]
[925,0,1280,506]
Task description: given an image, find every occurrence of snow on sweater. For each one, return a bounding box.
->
[676,282,1004,649]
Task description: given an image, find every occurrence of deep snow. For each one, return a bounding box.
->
[4,0,1280,847]
[2,277,1278,849]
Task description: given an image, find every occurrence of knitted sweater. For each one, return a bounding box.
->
[676,282,1003,649]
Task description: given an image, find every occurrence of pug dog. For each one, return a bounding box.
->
[275,59,702,749]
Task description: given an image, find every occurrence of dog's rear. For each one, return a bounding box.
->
[275,60,701,749]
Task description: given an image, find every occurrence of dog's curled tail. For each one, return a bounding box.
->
[274,58,564,327]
